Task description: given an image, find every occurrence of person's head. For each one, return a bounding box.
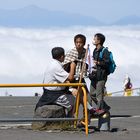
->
[93,33,105,46]
[74,34,86,52]
[51,47,65,62]
[125,74,131,82]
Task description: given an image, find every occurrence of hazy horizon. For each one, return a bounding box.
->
[0,25,140,96]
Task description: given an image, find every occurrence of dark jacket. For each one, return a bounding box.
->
[93,46,110,81]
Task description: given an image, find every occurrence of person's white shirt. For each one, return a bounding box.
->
[86,45,94,74]
[44,59,69,91]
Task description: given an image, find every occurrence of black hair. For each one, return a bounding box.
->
[51,47,65,59]
[95,33,105,46]
[74,34,86,45]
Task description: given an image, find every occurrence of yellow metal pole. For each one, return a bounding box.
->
[81,86,88,135]
[74,88,80,128]
[0,83,84,88]
[74,86,88,135]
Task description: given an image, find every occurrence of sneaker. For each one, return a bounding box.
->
[89,108,96,114]
[89,108,98,118]
[95,109,106,116]
[89,108,106,117]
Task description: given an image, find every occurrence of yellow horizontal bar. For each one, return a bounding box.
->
[0,83,85,88]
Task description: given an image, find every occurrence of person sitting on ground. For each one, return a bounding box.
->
[35,47,77,117]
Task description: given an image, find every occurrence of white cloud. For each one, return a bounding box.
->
[0,25,140,96]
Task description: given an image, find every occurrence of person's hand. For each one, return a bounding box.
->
[65,80,70,83]
[94,60,100,65]
[71,88,78,97]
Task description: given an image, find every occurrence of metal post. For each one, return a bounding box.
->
[81,86,88,135]
[0,118,80,122]
[98,111,110,131]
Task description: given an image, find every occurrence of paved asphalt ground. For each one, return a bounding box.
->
[0,96,140,140]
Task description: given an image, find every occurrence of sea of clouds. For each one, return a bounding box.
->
[0,25,140,96]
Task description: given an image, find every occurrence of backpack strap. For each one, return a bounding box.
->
[99,47,106,59]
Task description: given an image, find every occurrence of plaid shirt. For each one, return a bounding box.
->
[63,47,87,79]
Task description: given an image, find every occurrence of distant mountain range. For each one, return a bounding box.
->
[112,15,140,25]
[0,5,139,28]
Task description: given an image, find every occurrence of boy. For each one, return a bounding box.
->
[89,33,111,115]
[63,34,95,123]
[63,34,87,80]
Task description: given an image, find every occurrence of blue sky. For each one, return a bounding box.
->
[0,0,140,23]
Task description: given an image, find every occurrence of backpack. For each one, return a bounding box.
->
[99,47,116,74]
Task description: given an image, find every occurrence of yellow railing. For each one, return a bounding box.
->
[0,83,85,88]
[123,89,132,96]
[106,87,140,97]
[0,83,89,135]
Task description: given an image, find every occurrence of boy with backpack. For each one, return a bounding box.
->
[89,33,116,115]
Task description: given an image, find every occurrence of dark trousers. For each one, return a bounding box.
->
[90,80,110,110]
